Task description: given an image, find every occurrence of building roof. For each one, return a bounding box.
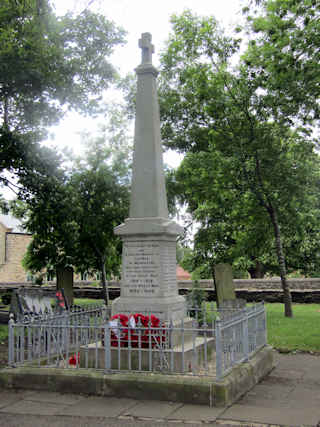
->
[176,265,191,280]
[0,214,26,233]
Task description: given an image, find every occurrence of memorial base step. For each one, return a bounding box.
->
[80,337,215,374]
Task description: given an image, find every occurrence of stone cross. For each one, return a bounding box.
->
[139,32,154,64]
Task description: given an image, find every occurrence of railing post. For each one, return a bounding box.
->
[104,322,111,372]
[215,316,223,380]
[262,301,267,346]
[8,313,15,367]
[242,308,249,362]
[191,317,198,374]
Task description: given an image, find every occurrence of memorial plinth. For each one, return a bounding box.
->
[112,33,186,321]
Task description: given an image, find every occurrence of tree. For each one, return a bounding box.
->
[69,113,131,303]
[159,10,320,317]
[21,171,79,281]
[22,102,131,304]
[174,143,320,280]
[0,0,126,198]
[242,0,320,126]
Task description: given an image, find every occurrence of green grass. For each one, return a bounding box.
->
[74,298,105,306]
[266,303,320,352]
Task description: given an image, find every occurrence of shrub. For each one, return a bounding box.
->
[186,280,208,324]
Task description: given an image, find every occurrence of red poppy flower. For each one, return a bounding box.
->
[69,353,79,365]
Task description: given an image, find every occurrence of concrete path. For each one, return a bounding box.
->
[0,352,319,427]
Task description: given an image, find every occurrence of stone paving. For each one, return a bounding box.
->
[0,352,319,426]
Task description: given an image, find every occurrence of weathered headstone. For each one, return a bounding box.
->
[214,263,236,307]
[214,263,246,315]
[112,33,186,321]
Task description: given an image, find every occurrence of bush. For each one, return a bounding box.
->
[186,280,208,324]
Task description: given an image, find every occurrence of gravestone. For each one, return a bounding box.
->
[214,263,246,314]
[112,33,186,321]
[214,263,236,307]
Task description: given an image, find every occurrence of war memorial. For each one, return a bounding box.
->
[0,33,274,408]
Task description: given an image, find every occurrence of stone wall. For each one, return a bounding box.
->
[0,233,32,282]
[0,223,7,265]
[1,278,320,304]
[179,278,320,290]
[1,278,320,291]
[235,278,320,290]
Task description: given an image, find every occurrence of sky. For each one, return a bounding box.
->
[53,0,244,74]
[49,0,245,167]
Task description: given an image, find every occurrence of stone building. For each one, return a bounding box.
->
[0,214,31,282]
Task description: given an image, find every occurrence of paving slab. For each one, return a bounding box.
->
[238,383,294,408]
[301,369,320,384]
[275,353,320,371]
[268,368,305,381]
[0,390,25,409]
[22,390,85,405]
[220,404,320,426]
[0,399,68,416]
[169,403,225,422]
[61,396,138,418]
[286,386,320,408]
[124,400,183,418]
[264,372,300,385]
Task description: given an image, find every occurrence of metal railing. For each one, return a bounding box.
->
[215,302,267,379]
[8,302,267,380]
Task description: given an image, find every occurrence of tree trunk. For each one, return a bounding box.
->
[4,95,9,130]
[267,205,293,317]
[56,266,74,308]
[248,260,265,278]
[100,258,109,306]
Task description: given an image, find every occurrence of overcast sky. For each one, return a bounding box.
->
[54,0,244,74]
[49,0,245,165]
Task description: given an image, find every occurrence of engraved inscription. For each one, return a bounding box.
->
[161,242,177,295]
[123,241,160,296]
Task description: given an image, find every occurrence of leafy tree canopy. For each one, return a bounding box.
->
[1,0,126,199]
[243,0,320,125]
[0,0,126,134]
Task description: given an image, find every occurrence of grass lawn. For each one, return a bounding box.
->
[266,303,320,352]
[74,298,105,306]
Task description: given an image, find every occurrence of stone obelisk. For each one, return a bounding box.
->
[112,33,186,321]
